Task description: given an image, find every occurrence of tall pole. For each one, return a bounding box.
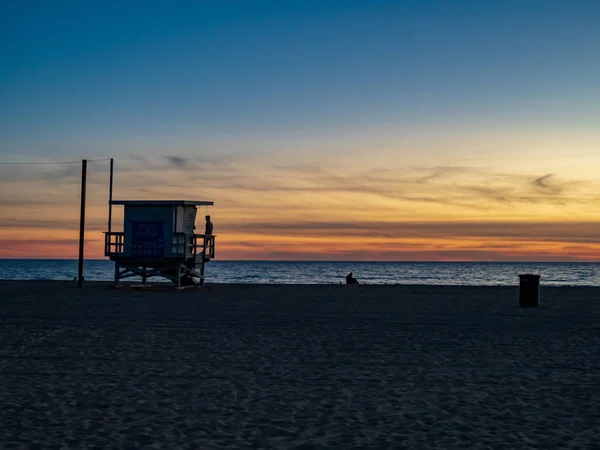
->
[108,158,114,233]
[77,159,88,288]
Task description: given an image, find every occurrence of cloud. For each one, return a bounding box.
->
[461,185,511,203]
[413,165,474,184]
[225,219,600,244]
[3,155,598,211]
[165,155,187,168]
[122,154,236,173]
[3,153,600,262]
[0,217,107,231]
[0,239,81,246]
[0,238,101,251]
[534,173,554,190]
[0,197,74,207]
[0,164,81,184]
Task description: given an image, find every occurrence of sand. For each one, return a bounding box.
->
[1,281,599,449]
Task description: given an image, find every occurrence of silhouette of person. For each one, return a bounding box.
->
[205,215,213,235]
[346,272,359,284]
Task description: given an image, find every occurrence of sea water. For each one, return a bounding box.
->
[1,259,600,286]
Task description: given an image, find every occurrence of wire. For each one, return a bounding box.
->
[0,161,81,165]
[0,158,112,165]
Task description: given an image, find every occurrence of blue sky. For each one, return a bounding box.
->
[2,0,599,156]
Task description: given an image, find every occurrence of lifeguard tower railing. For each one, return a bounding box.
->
[104,232,215,261]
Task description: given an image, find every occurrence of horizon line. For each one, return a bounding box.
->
[0,258,598,264]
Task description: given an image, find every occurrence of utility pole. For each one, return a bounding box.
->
[108,158,114,233]
[77,159,87,288]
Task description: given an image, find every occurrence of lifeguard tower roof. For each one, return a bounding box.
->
[111,200,214,206]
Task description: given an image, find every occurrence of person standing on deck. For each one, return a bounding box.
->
[197,215,214,263]
[205,215,213,235]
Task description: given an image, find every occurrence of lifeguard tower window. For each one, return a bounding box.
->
[104,200,215,288]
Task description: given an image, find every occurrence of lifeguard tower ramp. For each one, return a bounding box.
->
[104,200,215,287]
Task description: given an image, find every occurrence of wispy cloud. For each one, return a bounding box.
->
[3,155,600,211]
[218,238,600,262]
[2,153,600,259]
[0,217,107,231]
[226,219,600,244]
[165,155,187,168]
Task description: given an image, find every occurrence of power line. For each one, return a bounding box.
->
[0,158,112,165]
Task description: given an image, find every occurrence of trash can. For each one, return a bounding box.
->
[518,274,540,307]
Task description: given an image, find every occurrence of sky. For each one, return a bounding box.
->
[1,0,600,261]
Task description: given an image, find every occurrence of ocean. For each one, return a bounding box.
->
[1,259,600,286]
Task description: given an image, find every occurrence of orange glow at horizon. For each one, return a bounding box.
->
[1,226,600,261]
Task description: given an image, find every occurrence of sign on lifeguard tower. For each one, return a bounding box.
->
[131,222,164,257]
[104,200,215,287]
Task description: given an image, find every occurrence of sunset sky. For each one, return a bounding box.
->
[2,0,600,261]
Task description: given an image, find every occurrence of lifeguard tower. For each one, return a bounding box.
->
[104,200,216,287]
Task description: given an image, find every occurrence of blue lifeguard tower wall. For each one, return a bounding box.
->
[120,203,199,258]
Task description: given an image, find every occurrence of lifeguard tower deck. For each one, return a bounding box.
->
[104,200,215,288]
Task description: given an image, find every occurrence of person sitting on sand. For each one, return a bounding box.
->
[346,272,359,285]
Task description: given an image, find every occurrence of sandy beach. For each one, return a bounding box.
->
[1,281,599,449]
